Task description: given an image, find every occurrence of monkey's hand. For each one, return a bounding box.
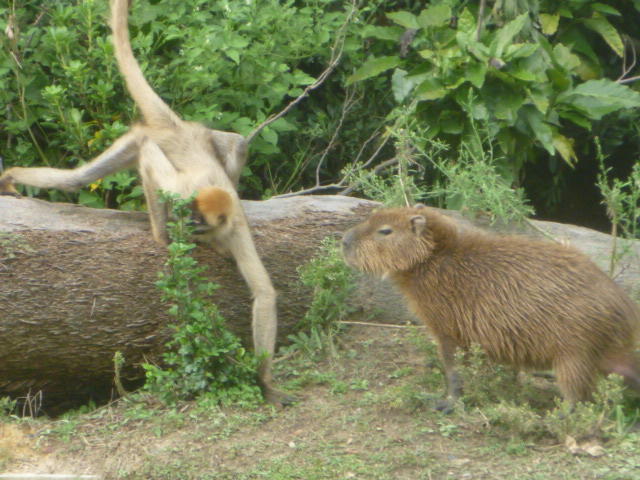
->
[0,173,20,197]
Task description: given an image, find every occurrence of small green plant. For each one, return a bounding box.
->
[425,96,535,224]
[286,237,357,357]
[345,103,534,225]
[596,139,640,276]
[0,397,17,417]
[456,346,523,407]
[344,106,425,207]
[544,375,628,442]
[143,193,261,406]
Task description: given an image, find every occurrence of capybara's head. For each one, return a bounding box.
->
[342,205,446,276]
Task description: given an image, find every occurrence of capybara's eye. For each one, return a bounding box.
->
[377,227,393,236]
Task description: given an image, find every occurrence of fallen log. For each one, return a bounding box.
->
[1,195,638,413]
[0,195,376,412]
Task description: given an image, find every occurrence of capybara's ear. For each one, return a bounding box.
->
[413,203,426,209]
[410,214,427,235]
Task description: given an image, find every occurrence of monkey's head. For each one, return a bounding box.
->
[189,186,235,237]
[342,205,452,277]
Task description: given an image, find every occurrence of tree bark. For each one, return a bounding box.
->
[0,195,375,412]
[1,195,639,413]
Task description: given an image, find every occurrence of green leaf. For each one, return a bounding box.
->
[539,13,559,35]
[464,61,486,88]
[490,13,529,60]
[69,108,82,124]
[483,82,524,124]
[591,3,621,16]
[557,79,640,120]
[504,43,539,61]
[362,25,404,42]
[292,69,316,86]
[261,127,278,145]
[415,78,447,101]
[439,110,464,134]
[527,86,551,114]
[558,27,599,64]
[347,56,401,85]
[391,69,414,103]
[417,4,451,28]
[455,8,477,49]
[583,13,624,57]
[520,106,555,155]
[386,11,419,29]
[225,49,241,64]
[552,43,581,72]
[78,190,104,208]
[552,133,577,166]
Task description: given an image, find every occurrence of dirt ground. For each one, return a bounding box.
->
[2,323,640,479]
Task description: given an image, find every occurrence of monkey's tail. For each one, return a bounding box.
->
[110,0,181,128]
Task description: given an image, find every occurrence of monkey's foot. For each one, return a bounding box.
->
[262,385,299,407]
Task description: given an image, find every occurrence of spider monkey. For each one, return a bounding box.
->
[0,0,294,405]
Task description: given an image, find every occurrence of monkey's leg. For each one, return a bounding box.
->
[137,138,179,245]
[554,355,596,403]
[224,220,296,406]
[435,334,462,412]
[0,130,139,194]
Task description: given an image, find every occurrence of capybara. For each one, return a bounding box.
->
[342,205,640,408]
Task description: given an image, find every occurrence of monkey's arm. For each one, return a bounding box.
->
[0,131,139,195]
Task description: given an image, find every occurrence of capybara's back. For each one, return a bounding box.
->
[342,205,640,405]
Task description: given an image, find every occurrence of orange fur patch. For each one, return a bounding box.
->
[195,186,233,224]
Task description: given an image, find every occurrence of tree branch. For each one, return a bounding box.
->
[245,0,357,145]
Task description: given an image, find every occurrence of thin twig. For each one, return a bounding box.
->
[338,320,424,329]
[245,0,357,144]
[617,36,637,83]
[476,0,487,41]
[339,155,398,195]
[271,182,346,198]
[272,130,391,198]
[353,125,383,164]
[315,87,358,185]
[619,75,640,85]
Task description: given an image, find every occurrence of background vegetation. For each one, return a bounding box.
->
[2,0,640,232]
[2,3,640,474]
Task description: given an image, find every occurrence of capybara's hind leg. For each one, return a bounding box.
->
[554,355,596,403]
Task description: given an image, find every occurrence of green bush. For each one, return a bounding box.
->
[286,237,357,357]
[347,0,640,211]
[0,0,353,203]
[142,193,260,406]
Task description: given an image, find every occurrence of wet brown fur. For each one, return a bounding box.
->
[342,205,640,405]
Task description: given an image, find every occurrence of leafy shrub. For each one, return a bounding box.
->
[0,0,352,203]
[347,1,640,208]
[143,193,260,406]
[286,237,357,357]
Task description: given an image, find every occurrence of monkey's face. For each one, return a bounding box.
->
[341,206,435,277]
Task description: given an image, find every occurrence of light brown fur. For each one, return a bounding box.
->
[342,205,640,407]
[0,0,292,405]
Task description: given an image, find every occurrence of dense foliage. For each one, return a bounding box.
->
[2,0,639,227]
